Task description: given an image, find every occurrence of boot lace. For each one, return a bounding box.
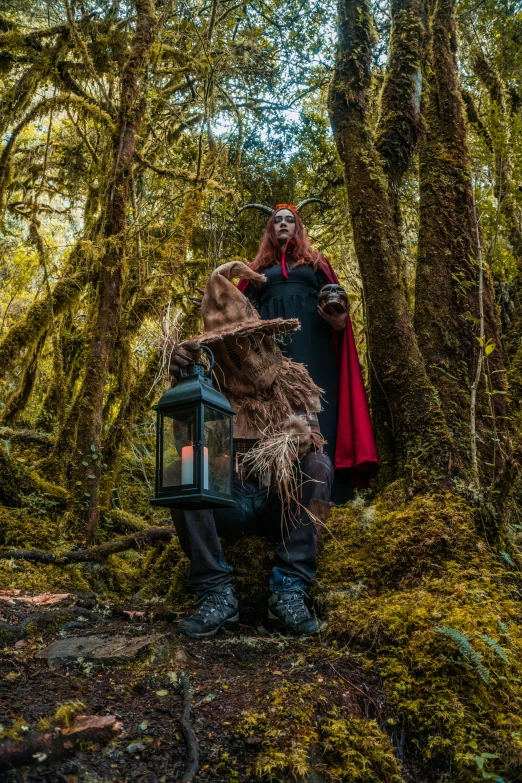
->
[193,591,231,622]
[280,591,310,622]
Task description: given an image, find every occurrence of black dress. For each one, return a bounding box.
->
[244,261,339,468]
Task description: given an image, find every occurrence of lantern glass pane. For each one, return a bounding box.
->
[162,408,196,488]
[204,406,232,495]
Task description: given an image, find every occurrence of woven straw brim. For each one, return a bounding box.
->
[193,317,300,347]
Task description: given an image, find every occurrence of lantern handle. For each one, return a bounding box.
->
[201,345,215,375]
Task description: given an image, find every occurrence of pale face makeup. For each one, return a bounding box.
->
[273,209,297,245]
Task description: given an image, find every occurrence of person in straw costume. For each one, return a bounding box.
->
[169,260,334,638]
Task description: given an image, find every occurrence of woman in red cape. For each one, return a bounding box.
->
[238,202,378,500]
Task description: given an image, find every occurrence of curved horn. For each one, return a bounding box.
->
[295,198,329,212]
[237,203,274,216]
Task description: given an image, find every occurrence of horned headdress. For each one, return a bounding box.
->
[238,198,328,217]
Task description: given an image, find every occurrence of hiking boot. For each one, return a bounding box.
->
[177,586,238,639]
[268,590,324,637]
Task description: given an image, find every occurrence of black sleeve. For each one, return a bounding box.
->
[316,267,329,290]
[243,283,261,315]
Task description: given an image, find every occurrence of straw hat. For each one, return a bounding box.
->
[191,261,299,396]
[193,261,298,345]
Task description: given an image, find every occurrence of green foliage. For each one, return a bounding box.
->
[479,634,510,665]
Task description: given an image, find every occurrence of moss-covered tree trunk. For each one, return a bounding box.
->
[375,0,425,227]
[329,0,451,483]
[468,49,522,410]
[67,0,157,539]
[414,0,506,476]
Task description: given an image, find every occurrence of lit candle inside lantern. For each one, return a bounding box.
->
[181,445,193,485]
[181,445,209,488]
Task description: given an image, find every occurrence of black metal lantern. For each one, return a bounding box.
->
[151,347,236,509]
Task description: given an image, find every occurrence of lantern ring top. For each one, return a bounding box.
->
[179,345,215,379]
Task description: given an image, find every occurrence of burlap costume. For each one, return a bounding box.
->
[188,261,323,446]
[171,261,333,602]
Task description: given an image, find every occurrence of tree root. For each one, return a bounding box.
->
[180,671,199,783]
[0,715,122,771]
[0,527,176,564]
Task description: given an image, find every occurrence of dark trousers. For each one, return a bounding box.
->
[170,451,333,596]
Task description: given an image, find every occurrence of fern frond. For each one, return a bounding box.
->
[479,634,510,664]
[435,626,490,684]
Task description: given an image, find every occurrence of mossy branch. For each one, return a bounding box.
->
[0,527,176,564]
[0,271,84,379]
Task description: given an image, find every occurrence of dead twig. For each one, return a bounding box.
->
[0,527,176,564]
[179,671,199,782]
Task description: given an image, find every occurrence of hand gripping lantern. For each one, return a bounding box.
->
[151,347,236,509]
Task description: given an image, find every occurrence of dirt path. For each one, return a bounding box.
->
[0,593,382,782]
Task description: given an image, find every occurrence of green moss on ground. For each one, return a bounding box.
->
[3,453,522,783]
[316,487,522,782]
[0,502,143,598]
[238,682,403,782]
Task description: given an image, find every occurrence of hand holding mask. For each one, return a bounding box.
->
[318,284,349,331]
[318,284,349,314]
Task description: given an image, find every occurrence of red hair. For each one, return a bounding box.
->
[249,208,324,273]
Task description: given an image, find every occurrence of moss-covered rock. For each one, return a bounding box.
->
[317,490,522,782]
[222,536,273,624]
[140,538,192,609]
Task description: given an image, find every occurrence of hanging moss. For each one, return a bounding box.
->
[0,270,84,380]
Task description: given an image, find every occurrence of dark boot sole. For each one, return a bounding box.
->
[177,613,239,639]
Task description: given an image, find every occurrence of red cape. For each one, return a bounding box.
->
[238,259,379,488]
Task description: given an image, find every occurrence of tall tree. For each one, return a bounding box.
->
[414,0,506,476]
[328,0,451,484]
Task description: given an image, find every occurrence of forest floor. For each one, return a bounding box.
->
[0,590,385,783]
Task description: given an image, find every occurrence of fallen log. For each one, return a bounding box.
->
[0,715,122,771]
[0,527,176,564]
